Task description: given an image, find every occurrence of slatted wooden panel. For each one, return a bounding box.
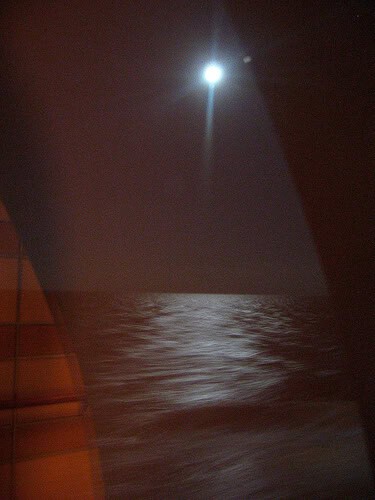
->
[0,200,103,499]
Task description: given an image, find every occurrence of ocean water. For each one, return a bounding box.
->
[59,293,373,498]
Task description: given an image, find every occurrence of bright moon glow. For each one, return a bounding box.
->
[204,64,223,85]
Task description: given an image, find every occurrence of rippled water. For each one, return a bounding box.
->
[59,293,373,498]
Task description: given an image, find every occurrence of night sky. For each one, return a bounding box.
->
[1,1,327,294]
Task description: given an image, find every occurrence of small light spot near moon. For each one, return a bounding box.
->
[243,56,252,64]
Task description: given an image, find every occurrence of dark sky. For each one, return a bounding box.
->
[1,1,326,294]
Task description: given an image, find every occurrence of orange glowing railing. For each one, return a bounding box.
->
[0,200,103,499]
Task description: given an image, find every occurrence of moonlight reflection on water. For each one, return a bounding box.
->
[59,293,373,498]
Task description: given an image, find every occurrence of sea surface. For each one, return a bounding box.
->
[58,293,374,498]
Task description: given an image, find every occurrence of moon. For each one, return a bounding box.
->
[203,63,223,85]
